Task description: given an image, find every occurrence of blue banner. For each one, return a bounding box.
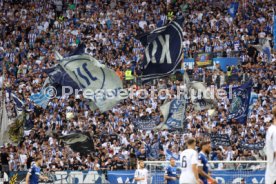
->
[248,92,258,116]
[9,171,106,184]
[228,2,239,18]
[274,15,276,51]
[8,170,266,184]
[107,170,265,184]
[225,80,252,123]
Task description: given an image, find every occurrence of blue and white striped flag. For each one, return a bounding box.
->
[29,90,50,109]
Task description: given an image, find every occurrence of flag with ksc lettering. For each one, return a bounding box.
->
[44,54,123,112]
[137,16,184,82]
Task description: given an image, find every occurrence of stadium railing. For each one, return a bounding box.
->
[145,160,267,184]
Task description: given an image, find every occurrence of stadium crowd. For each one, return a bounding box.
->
[0,0,276,174]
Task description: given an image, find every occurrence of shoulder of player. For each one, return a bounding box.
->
[267,125,276,135]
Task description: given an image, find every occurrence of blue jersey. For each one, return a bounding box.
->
[28,163,41,184]
[198,152,209,184]
[164,165,178,184]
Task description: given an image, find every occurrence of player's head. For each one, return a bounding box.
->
[35,156,43,166]
[200,141,211,154]
[139,160,145,169]
[170,158,176,167]
[186,137,196,149]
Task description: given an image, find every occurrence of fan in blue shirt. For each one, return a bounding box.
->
[25,156,48,184]
[164,158,179,184]
[198,141,217,184]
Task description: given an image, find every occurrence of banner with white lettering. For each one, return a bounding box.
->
[137,16,184,82]
[8,171,106,184]
[210,133,231,147]
[239,141,265,151]
[107,170,265,184]
[133,117,159,130]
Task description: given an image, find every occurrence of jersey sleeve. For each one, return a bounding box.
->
[28,167,32,174]
[134,170,139,178]
[34,167,41,175]
[164,166,170,175]
[191,152,198,165]
[273,129,276,152]
[198,153,203,167]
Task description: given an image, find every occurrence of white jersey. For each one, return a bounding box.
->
[179,149,198,184]
[134,168,148,184]
[265,124,276,184]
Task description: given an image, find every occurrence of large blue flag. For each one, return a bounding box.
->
[137,16,184,82]
[225,80,252,123]
[228,2,239,18]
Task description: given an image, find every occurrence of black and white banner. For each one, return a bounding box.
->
[239,141,265,150]
[210,133,231,147]
[133,117,159,130]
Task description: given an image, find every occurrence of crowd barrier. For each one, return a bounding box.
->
[5,169,265,184]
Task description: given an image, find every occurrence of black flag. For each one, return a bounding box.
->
[59,133,94,154]
[137,16,184,82]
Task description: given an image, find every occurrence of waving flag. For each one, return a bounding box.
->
[44,54,123,112]
[11,93,24,115]
[29,90,50,109]
[252,38,272,62]
[59,133,94,154]
[137,16,184,82]
[160,99,186,129]
[225,80,252,123]
[228,2,239,18]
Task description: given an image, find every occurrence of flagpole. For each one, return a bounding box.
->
[0,57,6,145]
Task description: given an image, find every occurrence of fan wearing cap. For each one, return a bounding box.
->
[198,141,217,184]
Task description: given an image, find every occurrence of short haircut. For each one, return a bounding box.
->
[186,138,196,145]
[200,141,211,149]
[272,106,276,118]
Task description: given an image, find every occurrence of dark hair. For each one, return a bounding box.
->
[186,138,196,145]
[200,141,211,149]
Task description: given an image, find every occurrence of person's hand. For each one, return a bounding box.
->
[209,177,217,184]
[170,177,177,181]
[196,179,203,184]
[43,176,49,181]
